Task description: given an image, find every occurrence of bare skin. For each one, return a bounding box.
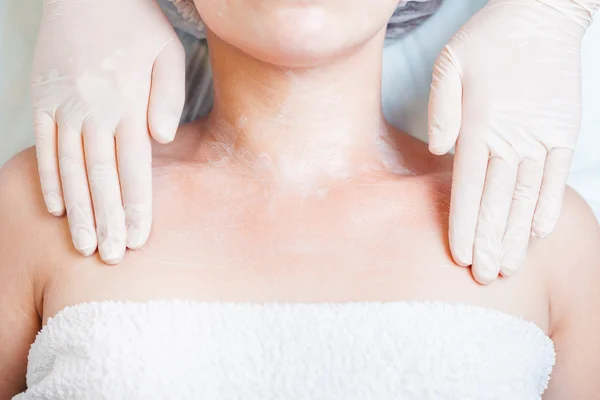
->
[1,2,599,397]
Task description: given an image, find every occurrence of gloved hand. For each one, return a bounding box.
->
[428,0,598,283]
[31,0,185,264]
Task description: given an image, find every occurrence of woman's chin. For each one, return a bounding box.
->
[217,28,373,69]
[240,43,350,68]
[199,0,394,68]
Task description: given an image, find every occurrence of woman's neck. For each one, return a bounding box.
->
[205,29,397,184]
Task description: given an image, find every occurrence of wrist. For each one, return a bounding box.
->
[574,0,599,16]
[537,0,598,27]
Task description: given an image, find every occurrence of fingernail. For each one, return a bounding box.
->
[125,204,152,250]
[126,225,149,250]
[428,142,447,156]
[500,263,519,277]
[152,114,179,144]
[473,267,498,285]
[73,228,97,256]
[44,192,65,216]
[532,225,551,239]
[453,249,472,267]
[99,239,125,265]
[533,214,557,239]
[473,253,499,284]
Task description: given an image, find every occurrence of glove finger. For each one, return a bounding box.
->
[148,38,186,144]
[428,47,462,155]
[116,117,153,250]
[500,158,544,276]
[82,120,127,265]
[57,118,97,256]
[449,137,488,267]
[472,156,518,284]
[34,112,65,216]
[532,148,573,238]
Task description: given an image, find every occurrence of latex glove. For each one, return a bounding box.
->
[428,0,598,283]
[31,0,185,263]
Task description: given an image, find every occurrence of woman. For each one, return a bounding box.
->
[30,0,598,283]
[2,1,599,398]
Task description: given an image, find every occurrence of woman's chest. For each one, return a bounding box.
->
[34,193,554,398]
[42,177,549,329]
[43,219,550,334]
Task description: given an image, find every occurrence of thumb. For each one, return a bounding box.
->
[148,38,186,144]
[428,46,463,155]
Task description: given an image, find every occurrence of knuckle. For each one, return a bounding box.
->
[66,202,94,223]
[503,228,525,244]
[500,262,520,277]
[491,180,514,195]
[124,203,152,229]
[474,228,495,249]
[477,203,503,229]
[59,154,85,176]
[513,182,540,202]
[95,207,127,243]
[38,167,59,185]
[33,115,55,140]
[35,131,52,148]
[88,164,120,192]
[432,50,455,83]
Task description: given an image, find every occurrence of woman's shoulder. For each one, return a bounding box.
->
[0,147,53,335]
[528,187,600,396]
[529,186,600,331]
[387,127,454,176]
[0,146,47,226]
[0,146,66,269]
[532,186,600,277]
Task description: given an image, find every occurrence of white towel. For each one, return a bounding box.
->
[15,300,555,399]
